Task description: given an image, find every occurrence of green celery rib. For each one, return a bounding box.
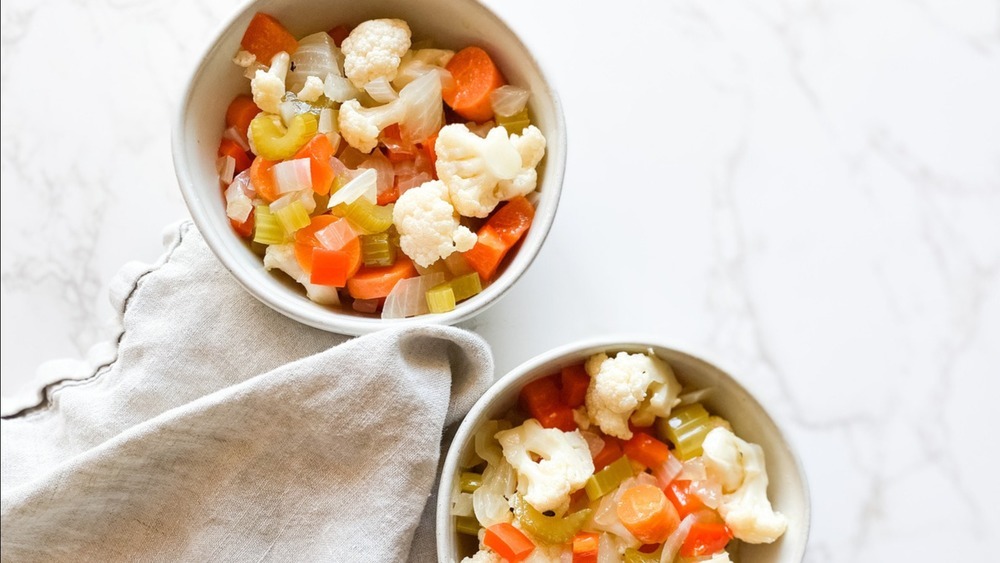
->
[449,272,482,302]
[426,284,457,314]
[658,403,712,460]
[455,516,480,536]
[459,472,483,494]
[344,198,394,234]
[497,108,531,135]
[360,232,396,267]
[511,494,591,544]
[250,113,318,160]
[273,200,311,233]
[584,455,633,500]
[253,205,287,245]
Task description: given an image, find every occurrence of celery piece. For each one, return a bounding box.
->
[584,455,633,500]
[253,205,288,245]
[459,472,483,494]
[658,403,712,460]
[360,232,397,267]
[455,516,480,536]
[511,494,591,545]
[497,108,531,136]
[250,112,318,160]
[272,200,311,233]
[426,284,457,314]
[624,547,662,563]
[449,272,482,302]
[343,198,394,234]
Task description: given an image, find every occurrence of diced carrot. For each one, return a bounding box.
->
[377,185,400,206]
[483,523,535,562]
[623,431,671,468]
[420,133,438,172]
[381,124,418,163]
[488,196,535,246]
[293,134,336,195]
[561,364,589,408]
[592,436,622,472]
[250,156,280,202]
[327,24,351,47]
[664,480,707,519]
[230,208,254,238]
[443,46,506,122]
[310,247,350,286]
[519,374,576,431]
[571,531,599,563]
[462,228,506,281]
[346,256,417,300]
[218,138,252,174]
[240,12,298,64]
[616,484,680,545]
[679,512,732,558]
[225,95,261,142]
[294,216,360,276]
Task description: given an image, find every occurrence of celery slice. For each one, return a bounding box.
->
[250,112,318,160]
[343,198,394,234]
[459,472,483,494]
[624,547,662,563]
[497,108,531,136]
[455,515,480,536]
[426,284,456,314]
[253,205,288,245]
[360,232,397,267]
[449,272,482,302]
[272,200,311,233]
[658,403,712,460]
[511,494,591,544]
[584,455,633,500]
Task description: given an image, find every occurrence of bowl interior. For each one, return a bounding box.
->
[173,0,565,335]
[437,340,810,562]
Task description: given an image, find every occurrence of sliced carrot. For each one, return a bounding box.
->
[420,133,438,172]
[240,12,298,63]
[377,185,400,206]
[225,95,261,142]
[310,247,350,286]
[293,134,336,195]
[250,156,280,202]
[443,46,506,122]
[561,364,589,408]
[664,480,707,519]
[571,531,599,563]
[616,484,680,545]
[462,228,506,282]
[327,24,351,47]
[679,513,732,558]
[218,138,252,174]
[622,431,671,468]
[592,436,622,472]
[520,375,576,431]
[488,196,535,246]
[294,216,361,276]
[483,523,535,562]
[230,208,254,238]
[346,256,417,300]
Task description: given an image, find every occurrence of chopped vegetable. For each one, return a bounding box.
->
[664,480,707,520]
[218,138,251,174]
[520,375,576,432]
[328,168,378,208]
[327,24,350,47]
[272,200,311,233]
[225,94,262,141]
[443,46,506,122]
[253,204,287,245]
[339,197,394,234]
[250,113,319,160]
[360,232,396,267]
[425,283,456,313]
[591,436,623,472]
[293,215,359,275]
[571,532,599,563]
[483,523,535,562]
[622,431,671,469]
[584,456,633,500]
[497,107,531,136]
[310,247,350,286]
[460,472,482,494]
[679,512,733,558]
[292,134,336,195]
[560,364,589,408]
[659,403,713,460]
[490,85,530,118]
[615,484,680,544]
[250,156,280,202]
[381,272,444,319]
[271,158,313,195]
[455,516,480,536]
[240,12,299,64]
[346,256,417,300]
[511,494,591,545]
[448,272,482,302]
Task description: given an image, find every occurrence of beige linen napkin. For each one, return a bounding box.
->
[0,222,493,562]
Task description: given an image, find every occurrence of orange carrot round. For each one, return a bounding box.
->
[225,95,261,140]
[346,257,417,300]
[249,156,280,202]
[443,46,506,122]
[616,484,680,544]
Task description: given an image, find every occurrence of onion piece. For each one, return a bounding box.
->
[364,76,399,103]
[223,126,250,151]
[279,94,315,127]
[690,479,723,509]
[352,298,380,314]
[225,171,254,222]
[579,430,605,458]
[314,218,357,250]
[328,168,377,208]
[318,108,342,153]
[596,533,618,563]
[473,457,516,527]
[678,458,707,481]
[269,189,316,215]
[398,70,443,144]
[381,272,445,319]
[490,85,530,118]
[324,73,360,103]
[678,387,713,406]
[451,490,475,517]
[659,514,697,563]
[396,172,431,196]
[217,155,236,186]
[271,158,313,195]
[358,149,395,196]
[288,32,341,92]
[652,451,684,489]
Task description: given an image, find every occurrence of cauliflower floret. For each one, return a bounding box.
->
[392,180,477,267]
[297,75,325,102]
[584,351,682,440]
[263,244,340,306]
[495,419,594,513]
[251,52,291,114]
[435,124,525,217]
[338,98,406,153]
[495,125,547,200]
[521,543,568,563]
[461,549,501,563]
[702,427,788,544]
[341,18,411,89]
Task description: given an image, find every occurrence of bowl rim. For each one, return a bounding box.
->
[171,0,567,336]
[435,334,812,561]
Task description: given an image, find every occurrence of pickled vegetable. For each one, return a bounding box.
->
[250,112,318,160]
[511,494,591,545]
[360,232,397,267]
[456,516,480,536]
[340,197,394,234]
[658,403,717,460]
[426,284,457,313]
[253,205,287,245]
[273,200,311,233]
[448,272,483,302]
[497,107,530,136]
[584,455,633,500]
[460,472,483,494]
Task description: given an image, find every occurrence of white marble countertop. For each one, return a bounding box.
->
[2,0,998,559]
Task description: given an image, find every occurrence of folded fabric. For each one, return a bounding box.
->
[0,222,494,562]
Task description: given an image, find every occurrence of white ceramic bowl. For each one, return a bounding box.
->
[437,337,810,562]
[173,0,566,335]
